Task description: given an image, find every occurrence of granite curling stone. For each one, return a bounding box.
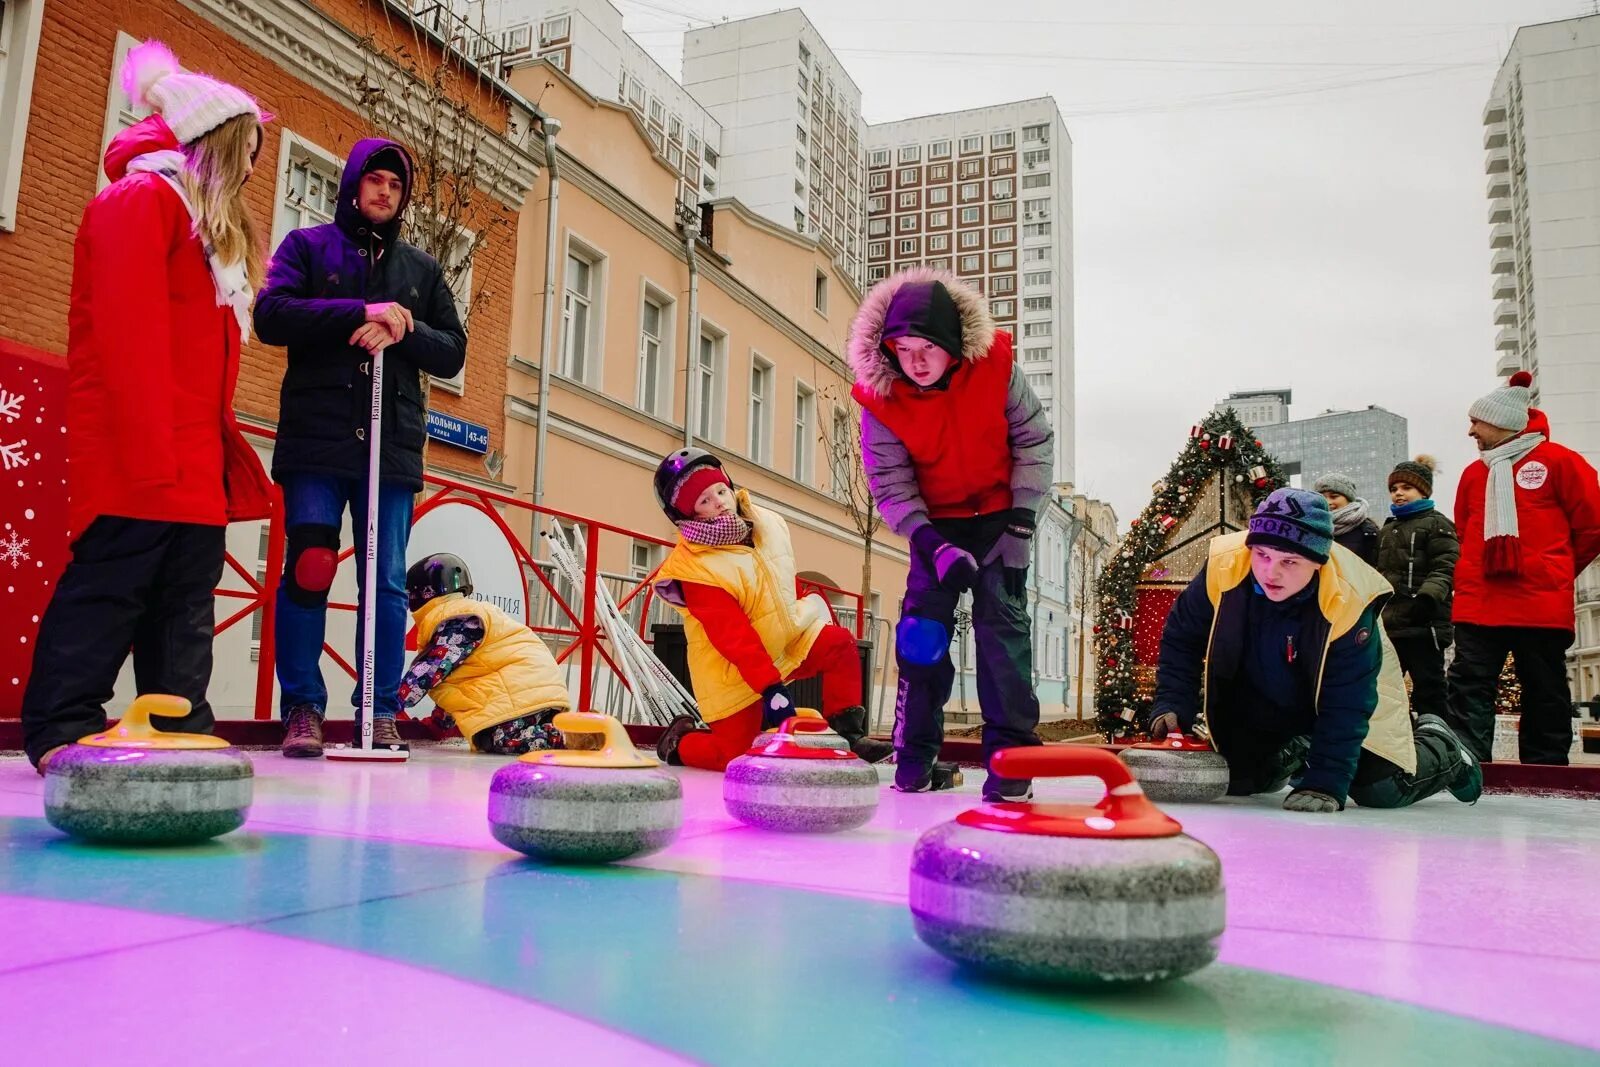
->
[488,711,682,863]
[723,716,879,833]
[1120,732,1230,804]
[44,694,253,846]
[910,746,1224,987]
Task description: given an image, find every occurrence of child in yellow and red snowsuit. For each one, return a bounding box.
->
[401,553,573,754]
[650,449,891,771]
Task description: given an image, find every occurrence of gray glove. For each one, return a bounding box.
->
[1149,712,1179,739]
[1283,789,1341,813]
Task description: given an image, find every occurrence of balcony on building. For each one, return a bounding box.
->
[1485,145,1510,175]
[1491,248,1515,275]
[1488,198,1512,224]
[1495,349,1523,377]
[1496,326,1520,352]
[1483,120,1508,150]
[1490,222,1514,249]
[1492,273,1517,301]
[1494,300,1519,326]
[1487,173,1511,199]
[1482,97,1507,125]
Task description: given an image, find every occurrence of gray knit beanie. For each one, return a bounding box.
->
[1467,371,1532,433]
[1246,488,1334,565]
[1313,473,1358,502]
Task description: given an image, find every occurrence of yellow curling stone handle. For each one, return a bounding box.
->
[520,711,661,768]
[78,694,231,750]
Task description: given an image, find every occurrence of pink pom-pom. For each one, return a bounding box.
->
[121,40,180,111]
[1508,370,1533,388]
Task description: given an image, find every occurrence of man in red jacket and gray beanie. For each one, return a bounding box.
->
[1446,371,1600,765]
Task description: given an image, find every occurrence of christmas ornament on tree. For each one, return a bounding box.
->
[1158,515,1177,532]
[1250,465,1269,488]
[1218,433,1234,450]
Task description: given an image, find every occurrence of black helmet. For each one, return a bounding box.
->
[407,552,473,612]
[653,447,727,522]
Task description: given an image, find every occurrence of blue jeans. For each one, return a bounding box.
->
[275,474,413,720]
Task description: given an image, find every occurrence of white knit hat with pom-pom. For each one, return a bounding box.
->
[122,41,261,145]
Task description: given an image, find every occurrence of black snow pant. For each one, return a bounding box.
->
[893,515,1041,789]
[1390,631,1449,722]
[1219,725,1464,809]
[21,517,226,766]
[1446,622,1574,765]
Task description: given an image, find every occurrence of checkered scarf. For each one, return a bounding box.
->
[678,514,753,547]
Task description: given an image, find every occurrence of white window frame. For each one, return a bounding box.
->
[270,130,344,252]
[927,186,950,206]
[867,194,887,213]
[898,167,917,184]
[793,382,819,486]
[959,230,981,249]
[1024,270,1052,287]
[930,139,951,159]
[991,299,1015,318]
[991,178,1014,199]
[869,171,889,191]
[868,219,888,237]
[991,225,1015,244]
[813,268,828,316]
[1023,321,1053,338]
[959,254,981,273]
[927,233,950,253]
[959,135,983,154]
[929,209,950,228]
[826,402,850,500]
[959,182,981,202]
[694,319,728,444]
[1023,246,1050,263]
[0,0,45,232]
[868,240,888,258]
[898,145,921,163]
[431,226,474,394]
[99,33,157,191]
[1022,173,1051,190]
[897,215,916,232]
[867,264,888,282]
[991,130,1015,149]
[748,353,774,465]
[869,148,889,167]
[636,281,676,419]
[560,234,607,388]
[1024,222,1052,238]
[539,14,571,43]
[1024,295,1053,312]
[898,191,917,209]
[898,238,917,256]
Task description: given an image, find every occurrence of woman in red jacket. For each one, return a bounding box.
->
[21,42,271,771]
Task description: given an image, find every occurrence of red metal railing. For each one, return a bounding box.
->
[213,427,862,719]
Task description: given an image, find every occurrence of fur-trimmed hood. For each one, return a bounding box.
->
[847,267,996,398]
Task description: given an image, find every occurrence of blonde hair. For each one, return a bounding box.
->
[178,113,265,290]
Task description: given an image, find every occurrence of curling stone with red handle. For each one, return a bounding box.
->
[910,746,1224,986]
[723,716,879,833]
[1120,732,1230,804]
[489,712,682,863]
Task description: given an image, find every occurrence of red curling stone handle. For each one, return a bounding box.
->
[991,745,1136,789]
[977,746,1182,837]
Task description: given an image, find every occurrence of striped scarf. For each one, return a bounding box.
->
[1480,432,1544,578]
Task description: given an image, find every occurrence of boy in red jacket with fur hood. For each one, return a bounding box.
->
[1446,371,1600,765]
[849,268,1053,800]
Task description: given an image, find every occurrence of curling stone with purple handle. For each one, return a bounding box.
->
[44,695,253,846]
[489,711,682,863]
[910,746,1224,986]
[723,716,879,833]
[1120,732,1230,804]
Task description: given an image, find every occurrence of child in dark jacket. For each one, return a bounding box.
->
[848,267,1053,801]
[1148,488,1480,813]
[1314,473,1380,565]
[650,449,891,770]
[1376,457,1459,721]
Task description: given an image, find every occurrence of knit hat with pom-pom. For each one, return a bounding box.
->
[1388,455,1438,497]
[122,41,262,146]
[1468,370,1533,434]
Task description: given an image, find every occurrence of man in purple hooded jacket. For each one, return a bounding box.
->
[254,138,466,757]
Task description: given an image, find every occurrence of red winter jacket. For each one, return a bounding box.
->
[64,115,271,541]
[1453,408,1600,630]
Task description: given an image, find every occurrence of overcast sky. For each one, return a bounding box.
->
[619,0,1585,521]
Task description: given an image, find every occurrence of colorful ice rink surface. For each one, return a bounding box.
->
[1,747,1597,1065]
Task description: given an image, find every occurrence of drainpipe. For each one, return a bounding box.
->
[679,204,701,450]
[531,117,563,541]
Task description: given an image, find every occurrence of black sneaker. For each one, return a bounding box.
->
[893,760,964,792]
[281,705,325,758]
[656,714,706,766]
[983,777,1034,804]
[1417,714,1483,804]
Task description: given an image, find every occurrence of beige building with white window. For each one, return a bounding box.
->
[501,57,909,714]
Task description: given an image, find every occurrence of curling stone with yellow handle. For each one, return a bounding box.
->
[723,716,880,833]
[44,695,254,845]
[487,711,683,863]
[910,746,1224,986]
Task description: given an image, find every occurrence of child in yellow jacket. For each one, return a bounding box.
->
[402,553,573,754]
[649,448,891,770]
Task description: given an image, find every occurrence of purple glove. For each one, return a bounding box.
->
[913,526,978,594]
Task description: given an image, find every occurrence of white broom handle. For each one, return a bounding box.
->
[360,346,384,751]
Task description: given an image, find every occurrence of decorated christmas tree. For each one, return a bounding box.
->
[1095,409,1287,741]
[1494,654,1521,715]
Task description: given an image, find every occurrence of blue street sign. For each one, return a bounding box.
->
[425,409,490,454]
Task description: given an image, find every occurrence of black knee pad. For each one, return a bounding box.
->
[284,524,340,607]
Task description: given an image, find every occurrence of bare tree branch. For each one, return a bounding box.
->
[817,385,883,611]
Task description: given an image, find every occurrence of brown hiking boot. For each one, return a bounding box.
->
[370,716,404,749]
[281,705,325,758]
